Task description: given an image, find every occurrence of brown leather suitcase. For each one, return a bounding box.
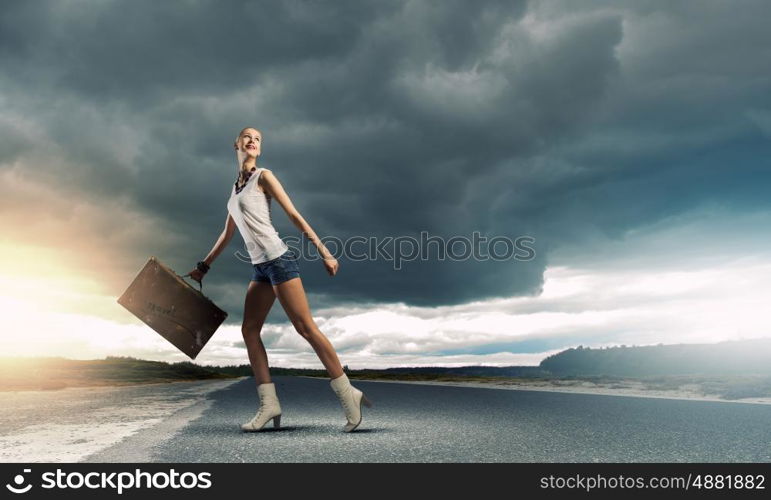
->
[117,256,228,359]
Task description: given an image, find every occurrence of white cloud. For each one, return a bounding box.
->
[5,206,770,369]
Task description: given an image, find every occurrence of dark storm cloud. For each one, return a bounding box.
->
[2,0,770,320]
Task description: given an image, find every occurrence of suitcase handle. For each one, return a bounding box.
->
[181,273,203,293]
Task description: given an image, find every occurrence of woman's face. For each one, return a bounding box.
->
[236,128,262,158]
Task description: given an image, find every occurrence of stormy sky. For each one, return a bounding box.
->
[2,0,770,368]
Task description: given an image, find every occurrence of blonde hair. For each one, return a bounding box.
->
[234,127,262,149]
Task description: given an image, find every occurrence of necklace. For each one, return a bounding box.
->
[235,165,257,194]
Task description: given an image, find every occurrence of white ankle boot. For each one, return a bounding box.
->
[330,373,373,432]
[241,382,282,432]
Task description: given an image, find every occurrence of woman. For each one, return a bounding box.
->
[185,127,372,433]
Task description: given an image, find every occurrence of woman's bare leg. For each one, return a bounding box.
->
[273,277,345,379]
[242,280,277,386]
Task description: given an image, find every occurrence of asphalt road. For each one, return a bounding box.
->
[79,375,771,463]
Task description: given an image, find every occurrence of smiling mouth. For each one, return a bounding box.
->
[246,145,256,150]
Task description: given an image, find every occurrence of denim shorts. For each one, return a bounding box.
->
[250,248,300,285]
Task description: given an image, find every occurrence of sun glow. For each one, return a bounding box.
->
[0,241,130,356]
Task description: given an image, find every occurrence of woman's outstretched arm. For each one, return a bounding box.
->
[186,213,237,282]
[202,213,238,266]
[259,169,339,276]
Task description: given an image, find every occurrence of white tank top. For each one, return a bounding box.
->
[227,167,289,264]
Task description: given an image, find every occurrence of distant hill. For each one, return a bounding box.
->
[0,356,242,391]
[2,338,770,391]
[539,338,771,377]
